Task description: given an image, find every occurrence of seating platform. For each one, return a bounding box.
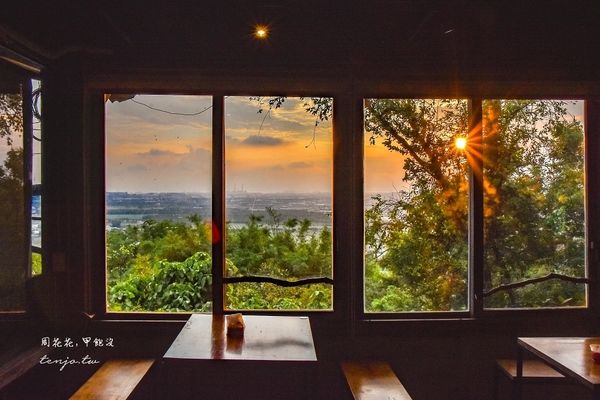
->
[69,359,155,400]
[341,361,413,400]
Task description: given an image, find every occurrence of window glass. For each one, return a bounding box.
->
[364,99,469,312]
[31,79,42,275]
[0,84,26,311]
[105,94,212,312]
[224,96,333,310]
[482,99,586,308]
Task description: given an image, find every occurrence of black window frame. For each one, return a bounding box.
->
[357,93,595,324]
[30,78,43,276]
[93,88,341,321]
[81,77,599,331]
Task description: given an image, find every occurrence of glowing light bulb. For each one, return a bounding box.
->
[455,137,467,150]
[254,25,269,39]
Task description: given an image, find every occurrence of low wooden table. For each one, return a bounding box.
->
[517,337,600,400]
[162,314,317,399]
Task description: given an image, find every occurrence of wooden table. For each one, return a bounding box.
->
[517,337,600,400]
[162,314,317,399]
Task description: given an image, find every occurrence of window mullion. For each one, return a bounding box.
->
[586,99,600,313]
[212,95,225,314]
[22,79,33,280]
[469,98,484,317]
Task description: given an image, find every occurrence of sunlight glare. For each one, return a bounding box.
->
[254,25,269,39]
[455,136,467,151]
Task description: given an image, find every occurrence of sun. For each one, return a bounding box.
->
[254,25,269,40]
[455,136,467,151]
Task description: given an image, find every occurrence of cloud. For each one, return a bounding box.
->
[106,95,213,129]
[127,164,148,172]
[177,147,212,171]
[225,135,242,145]
[241,135,286,147]
[137,148,181,157]
[288,161,312,169]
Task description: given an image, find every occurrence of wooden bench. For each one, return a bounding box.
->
[70,359,155,400]
[493,359,567,400]
[341,361,413,400]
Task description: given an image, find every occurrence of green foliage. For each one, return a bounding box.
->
[363,99,469,312]
[107,211,333,312]
[225,214,332,281]
[106,97,585,313]
[106,216,215,311]
[108,252,213,312]
[106,214,211,282]
[481,100,585,308]
[0,93,27,310]
[364,98,585,311]
[31,252,42,275]
[226,283,332,310]
[0,93,23,146]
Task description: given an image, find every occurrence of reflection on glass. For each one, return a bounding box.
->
[31,219,41,248]
[0,88,26,310]
[483,99,586,309]
[224,96,333,310]
[364,99,469,312]
[32,79,42,186]
[105,94,212,312]
[31,79,42,275]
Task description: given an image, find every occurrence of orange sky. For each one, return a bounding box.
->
[104,96,584,194]
[105,95,333,193]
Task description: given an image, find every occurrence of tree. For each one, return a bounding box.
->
[363,98,585,311]
[482,100,585,307]
[105,95,585,313]
[0,93,22,145]
[0,92,26,311]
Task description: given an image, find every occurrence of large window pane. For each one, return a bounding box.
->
[0,86,26,311]
[105,94,212,312]
[483,99,586,309]
[364,98,469,312]
[224,96,333,310]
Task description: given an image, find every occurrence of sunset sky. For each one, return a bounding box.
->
[105,95,333,193]
[106,95,212,193]
[104,96,583,194]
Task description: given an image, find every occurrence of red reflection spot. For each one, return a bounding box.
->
[212,222,221,244]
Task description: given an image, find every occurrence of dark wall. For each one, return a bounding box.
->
[4,2,600,399]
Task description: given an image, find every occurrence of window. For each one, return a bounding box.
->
[0,79,30,311]
[363,97,588,316]
[224,96,333,310]
[482,99,586,309]
[100,90,586,318]
[363,98,469,313]
[105,94,213,312]
[104,94,334,313]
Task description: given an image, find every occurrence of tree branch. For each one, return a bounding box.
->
[223,276,334,287]
[370,108,448,187]
[483,273,590,297]
[485,100,533,129]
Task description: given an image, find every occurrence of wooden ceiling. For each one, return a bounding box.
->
[1,1,598,79]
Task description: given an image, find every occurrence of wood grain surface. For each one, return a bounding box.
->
[341,361,413,400]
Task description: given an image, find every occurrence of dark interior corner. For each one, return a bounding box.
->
[1,1,600,399]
